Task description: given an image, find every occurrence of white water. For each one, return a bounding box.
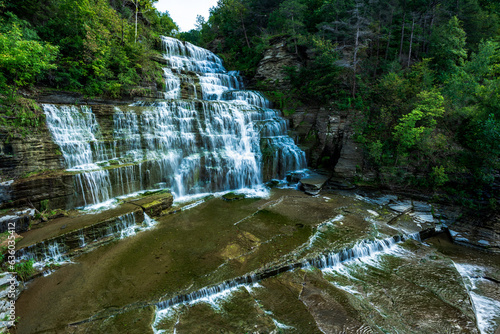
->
[454,263,500,334]
[303,235,419,270]
[17,240,70,270]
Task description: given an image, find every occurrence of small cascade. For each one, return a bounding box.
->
[105,212,138,239]
[0,180,13,205]
[161,36,242,100]
[156,275,259,310]
[454,263,500,334]
[78,230,86,248]
[304,235,406,270]
[17,240,70,268]
[16,212,159,272]
[163,68,181,99]
[44,36,305,209]
[43,104,111,170]
[152,232,421,329]
[142,213,157,228]
[198,72,242,100]
[221,90,271,108]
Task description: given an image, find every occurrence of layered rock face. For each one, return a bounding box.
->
[254,37,302,91]
[288,107,364,179]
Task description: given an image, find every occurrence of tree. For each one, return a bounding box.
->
[128,0,158,43]
[393,90,445,150]
[274,0,307,54]
[429,16,467,75]
[0,23,58,88]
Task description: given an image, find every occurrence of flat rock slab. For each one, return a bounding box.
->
[299,174,331,195]
[389,201,413,213]
[325,177,356,190]
[413,201,432,212]
[127,190,174,217]
[16,203,140,249]
[17,190,173,249]
[411,212,435,224]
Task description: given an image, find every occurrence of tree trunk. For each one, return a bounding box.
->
[385,30,392,60]
[385,8,394,60]
[408,16,415,68]
[427,12,435,53]
[292,14,298,54]
[353,24,360,98]
[421,15,427,54]
[399,11,406,61]
[374,32,380,77]
[240,12,251,49]
[373,11,381,77]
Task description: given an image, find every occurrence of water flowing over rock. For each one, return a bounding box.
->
[41,37,306,208]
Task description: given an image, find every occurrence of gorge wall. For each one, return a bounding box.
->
[254,38,364,181]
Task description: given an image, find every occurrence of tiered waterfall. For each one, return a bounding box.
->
[43,36,306,208]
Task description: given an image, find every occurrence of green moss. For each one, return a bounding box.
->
[13,260,35,281]
[21,169,53,179]
[40,199,49,212]
[222,192,246,201]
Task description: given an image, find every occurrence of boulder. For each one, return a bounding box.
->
[0,208,34,233]
[299,174,331,195]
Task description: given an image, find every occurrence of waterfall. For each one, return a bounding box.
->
[17,240,70,269]
[43,36,305,208]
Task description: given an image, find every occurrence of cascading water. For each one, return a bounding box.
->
[16,213,158,268]
[151,232,422,333]
[43,36,305,208]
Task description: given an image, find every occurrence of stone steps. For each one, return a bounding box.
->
[16,190,173,257]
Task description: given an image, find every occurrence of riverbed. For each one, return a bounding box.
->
[14,187,500,334]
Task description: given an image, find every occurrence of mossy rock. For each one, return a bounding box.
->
[266,179,281,188]
[222,192,246,202]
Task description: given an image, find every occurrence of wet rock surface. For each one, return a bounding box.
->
[287,108,364,181]
[12,188,500,334]
[14,190,173,273]
[0,208,34,233]
[448,215,500,253]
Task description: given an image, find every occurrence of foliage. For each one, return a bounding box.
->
[0,16,58,89]
[119,0,500,204]
[0,94,45,137]
[1,0,178,98]
[429,16,467,75]
[285,37,343,104]
[0,0,499,206]
[393,90,445,150]
[13,259,35,281]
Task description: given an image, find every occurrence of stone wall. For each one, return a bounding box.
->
[0,128,64,180]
